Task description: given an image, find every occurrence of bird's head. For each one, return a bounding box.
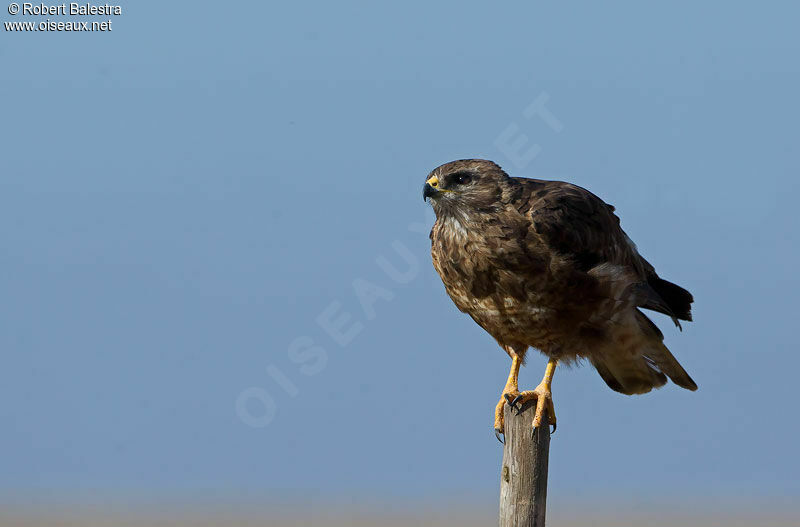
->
[423,159,509,217]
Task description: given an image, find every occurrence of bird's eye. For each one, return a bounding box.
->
[452,173,472,185]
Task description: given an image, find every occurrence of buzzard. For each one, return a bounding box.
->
[423,159,696,441]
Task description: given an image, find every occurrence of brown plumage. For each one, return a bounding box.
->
[423,159,696,438]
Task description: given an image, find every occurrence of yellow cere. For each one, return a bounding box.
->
[426,175,454,193]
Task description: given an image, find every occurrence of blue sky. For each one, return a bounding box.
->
[1,1,798,505]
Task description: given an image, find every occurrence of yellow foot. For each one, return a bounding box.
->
[493,391,526,443]
[500,384,557,437]
[494,395,508,443]
[511,383,557,432]
[493,387,556,442]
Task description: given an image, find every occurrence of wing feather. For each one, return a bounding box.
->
[507,178,692,322]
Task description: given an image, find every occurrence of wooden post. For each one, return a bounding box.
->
[498,402,550,527]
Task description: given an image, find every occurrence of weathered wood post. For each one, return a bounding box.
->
[498,403,550,527]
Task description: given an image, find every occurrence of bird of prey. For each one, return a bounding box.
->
[423,159,697,441]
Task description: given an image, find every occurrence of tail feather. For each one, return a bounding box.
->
[591,310,697,395]
[636,310,697,391]
[591,355,668,395]
[643,343,698,391]
[592,359,627,394]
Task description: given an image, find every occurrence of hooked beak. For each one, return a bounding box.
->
[423,175,443,201]
[423,182,438,201]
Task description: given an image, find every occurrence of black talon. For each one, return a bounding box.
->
[551,423,557,435]
[504,393,516,408]
[510,394,524,409]
[495,429,504,444]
